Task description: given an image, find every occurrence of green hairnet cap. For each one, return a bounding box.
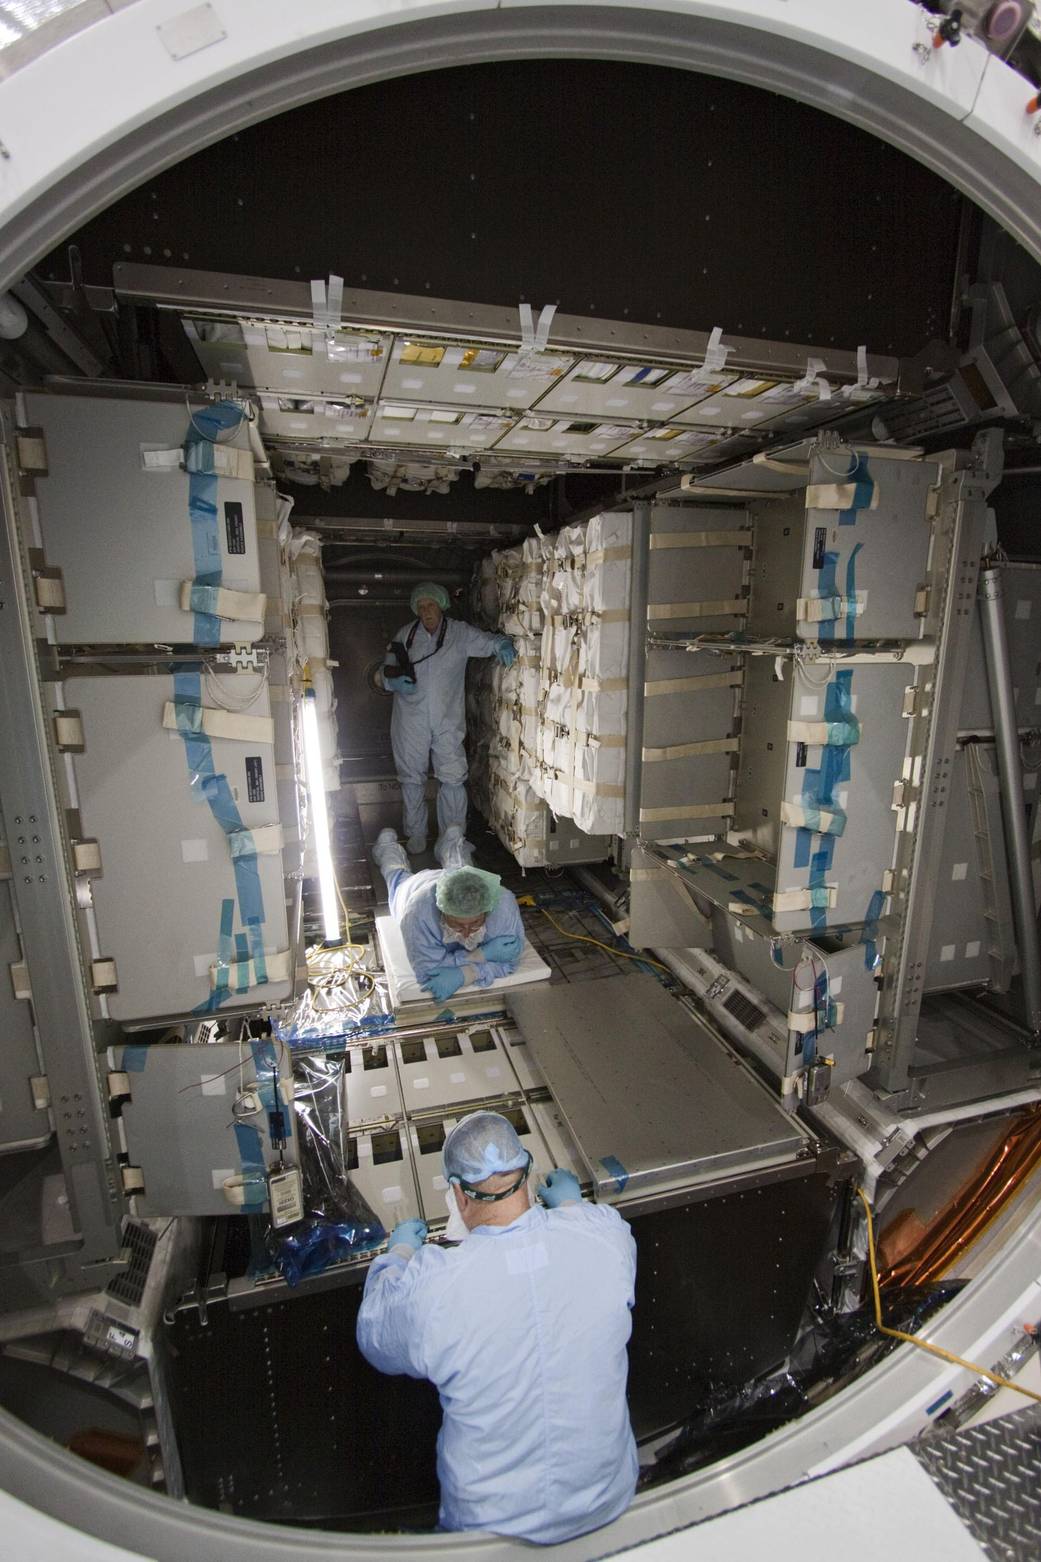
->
[411,581,450,614]
[435,866,502,919]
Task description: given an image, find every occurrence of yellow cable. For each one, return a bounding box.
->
[537,906,673,975]
[856,1187,1041,1405]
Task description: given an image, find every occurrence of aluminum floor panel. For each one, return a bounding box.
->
[507,974,805,1197]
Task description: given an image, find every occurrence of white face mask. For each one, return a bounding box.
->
[441,919,485,951]
[444,1186,470,1242]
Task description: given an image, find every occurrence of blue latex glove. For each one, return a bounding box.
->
[387,1218,428,1254]
[480,933,523,964]
[494,636,517,668]
[424,966,466,1004]
[382,674,412,694]
[537,1169,582,1207]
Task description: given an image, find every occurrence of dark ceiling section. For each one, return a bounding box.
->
[42,60,963,357]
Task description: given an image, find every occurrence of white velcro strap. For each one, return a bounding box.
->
[584,545,632,566]
[779,799,845,835]
[559,776,625,798]
[805,482,878,512]
[163,701,275,745]
[640,802,736,822]
[752,453,809,474]
[650,531,753,550]
[774,885,837,913]
[796,594,865,624]
[786,720,861,747]
[644,671,743,697]
[648,599,747,621]
[227,824,284,858]
[211,948,291,991]
[143,445,254,481]
[578,675,628,693]
[179,582,267,621]
[641,737,738,762]
[787,1002,845,1034]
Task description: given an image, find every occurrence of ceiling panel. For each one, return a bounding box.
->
[184,318,387,398]
[380,340,574,410]
[367,406,514,449]
[257,395,376,441]
[492,415,641,458]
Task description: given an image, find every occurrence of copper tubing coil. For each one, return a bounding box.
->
[879,1105,1041,1291]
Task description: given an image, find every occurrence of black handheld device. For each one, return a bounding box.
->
[384,639,416,684]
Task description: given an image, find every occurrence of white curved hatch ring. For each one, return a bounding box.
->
[1,0,1041,287]
[1,1,1041,1559]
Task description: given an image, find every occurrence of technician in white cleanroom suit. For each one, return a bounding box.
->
[356,1111,639,1544]
[383,581,516,854]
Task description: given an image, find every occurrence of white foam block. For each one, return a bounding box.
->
[376,913,551,1009]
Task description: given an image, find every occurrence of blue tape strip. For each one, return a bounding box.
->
[838,455,873,524]
[599,1155,629,1193]
[247,918,268,987]
[184,402,244,646]
[231,1038,280,1212]
[792,799,847,835]
[817,550,839,644]
[808,848,831,931]
[186,583,224,617]
[696,858,738,882]
[192,897,236,1015]
[232,1122,268,1210]
[861,888,885,971]
[122,1045,150,1073]
[172,669,268,993]
[845,541,864,641]
[234,932,250,993]
[796,670,856,926]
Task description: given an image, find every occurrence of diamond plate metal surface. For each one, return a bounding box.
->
[915,1405,1041,1561]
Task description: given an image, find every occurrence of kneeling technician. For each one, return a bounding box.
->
[356,1110,639,1543]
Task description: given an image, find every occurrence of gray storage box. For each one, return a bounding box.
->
[24,392,263,646]
[110,1037,297,1216]
[735,657,909,934]
[65,673,291,1022]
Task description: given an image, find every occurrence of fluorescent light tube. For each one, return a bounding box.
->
[301,687,340,944]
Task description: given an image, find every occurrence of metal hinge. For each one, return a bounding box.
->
[71,839,102,874]
[16,429,47,475]
[107,1070,131,1102]
[9,961,31,1001]
[91,957,118,994]
[53,711,84,751]
[27,549,66,613]
[914,585,931,617]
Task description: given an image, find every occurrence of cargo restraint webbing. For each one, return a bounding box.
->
[184,401,246,647]
[172,668,269,1008]
[790,668,856,932]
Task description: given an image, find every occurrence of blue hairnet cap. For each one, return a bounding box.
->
[443,1111,529,1186]
[411,580,450,614]
[435,866,502,918]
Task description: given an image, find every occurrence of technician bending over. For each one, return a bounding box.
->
[357,1111,639,1544]
[382,581,516,855]
[374,826,524,1003]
